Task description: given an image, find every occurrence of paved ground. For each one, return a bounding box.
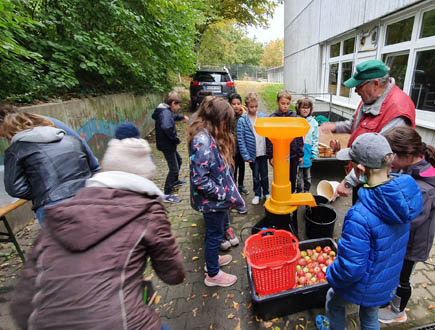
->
[0,106,434,329]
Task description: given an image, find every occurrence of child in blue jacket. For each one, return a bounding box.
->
[318,133,423,330]
[237,92,269,205]
[188,96,245,288]
[295,97,318,193]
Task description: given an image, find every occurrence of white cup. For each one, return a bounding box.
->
[317,180,340,201]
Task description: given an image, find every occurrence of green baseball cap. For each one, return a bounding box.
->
[344,59,389,88]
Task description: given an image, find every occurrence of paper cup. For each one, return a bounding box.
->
[317,180,340,201]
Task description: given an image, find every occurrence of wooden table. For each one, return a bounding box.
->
[0,199,27,262]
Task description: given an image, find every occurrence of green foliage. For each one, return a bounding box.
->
[262,39,283,67]
[198,21,263,66]
[259,82,284,111]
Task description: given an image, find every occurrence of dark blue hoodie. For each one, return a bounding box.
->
[151,103,184,152]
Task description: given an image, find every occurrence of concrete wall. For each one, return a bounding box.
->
[267,66,284,83]
[0,92,163,232]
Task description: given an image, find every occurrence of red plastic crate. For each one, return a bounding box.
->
[244,229,300,296]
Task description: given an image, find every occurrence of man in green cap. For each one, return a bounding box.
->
[320,59,416,203]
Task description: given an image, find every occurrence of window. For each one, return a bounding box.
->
[410,49,435,112]
[330,42,340,57]
[385,17,414,45]
[329,64,338,95]
[343,38,355,55]
[340,62,353,97]
[420,8,435,38]
[383,53,409,90]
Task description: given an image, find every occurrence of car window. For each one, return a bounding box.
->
[194,72,230,83]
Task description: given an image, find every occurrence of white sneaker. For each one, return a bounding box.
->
[252,196,260,205]
[265,194,271,199]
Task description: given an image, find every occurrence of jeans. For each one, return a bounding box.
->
[249,156,269,197]
[296,166,312,193]
[289,157,298,193]
[203,211,227,276]
[394,259,415,311]
[234,151,245,187]
[326,288,380,330]
[162,150,182,195]
[35,199,68,227]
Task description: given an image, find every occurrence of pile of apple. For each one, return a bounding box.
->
[295,245,336,287]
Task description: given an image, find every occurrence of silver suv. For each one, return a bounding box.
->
[190,67,236,110]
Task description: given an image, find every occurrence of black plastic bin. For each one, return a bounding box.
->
[247,237,338,320]
[304,204,337,239]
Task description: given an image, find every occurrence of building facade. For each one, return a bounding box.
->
[284,0,435,143]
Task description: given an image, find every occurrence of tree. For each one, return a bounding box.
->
[262,39,284,67]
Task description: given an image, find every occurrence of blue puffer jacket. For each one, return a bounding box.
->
[189,130,245,213]
[237,112,267,162]
[327,174,423,307]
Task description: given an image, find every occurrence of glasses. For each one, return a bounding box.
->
[355,79,373,91]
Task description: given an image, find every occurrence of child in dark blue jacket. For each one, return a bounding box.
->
[237,92,269,205]
[188,96,245,288]
[318,133,423,330]
[152,91,188,203]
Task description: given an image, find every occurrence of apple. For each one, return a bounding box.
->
[297,284,303,288]
[317,271,326,279]
[306,279,314,286]
[304,255,311,262]
[315,246,322,253]
[297,270,305,277]
[318,255,326,264]
[319,278,327,283]
[301,250,307,257]
[313,261,320,267]
[311,253,318,261]
[329,251,336,257]
[296,265,302,271]
[307,262,315,270]
[307,249,314,256]
[323,246,332,254]
[303,266,309,273]
[306,258,313,265]
[298,258,307,266]
[313,266,320,273]
[319,263,326,269]
[326,259,333,266]
[305,272,312,280]
[298,276,306,285]
[322,266,327,273]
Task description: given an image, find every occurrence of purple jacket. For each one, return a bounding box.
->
[11,174,185,330]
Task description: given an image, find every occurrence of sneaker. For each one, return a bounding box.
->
[225,228,239,246]
[204,254,232,272]
[315,315,330,330]
[238,185,249,195]
[164,195,182,203]
[234,207,247,214]
[204,270,237,287]
[252,196,260,205]
[220,239,231,251]
[265,194,271,199]
[172,180,186,188]
[378,305,407,324]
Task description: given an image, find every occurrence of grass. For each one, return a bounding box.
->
[258,82,284,112]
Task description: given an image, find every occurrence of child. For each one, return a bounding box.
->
[295,97,319,193]
[378,126,435,324]
[152,91,188,203]
[10,122,184,330]
[266,90,304,193]
[229,93,248,196]
[320,133,423,330]
[237,92,269,205]
[188,96,245,287]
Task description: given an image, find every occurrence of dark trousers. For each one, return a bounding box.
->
[162,150,182,195]
[249,156,269,197]
[290,157,298,193]
[395,259,415,311]
[203,211,228,276]
[296,166,312,193]
[234,151,245,187]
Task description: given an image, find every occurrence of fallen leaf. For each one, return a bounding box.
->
[144,273,154,281]
[263,321,273,328]
[227,313,235,319]
[255,316,260,323]
[234,318,241,330]
[192,307,198,317]
[154,295,161,304]
[191,256,199,261]
[247,303,252,309]
[232,260,238,264]
[429,305,435,310]
[202,294,208,298]
[209,325,213,329]
[351,319,357,328]
[227,294,234,299]
[241,252,246,258]
[191,294,197,299]
[295,325,304,330]
[191,223,197,227]
[271,318,279,322]
[178,213,183,217]
[422,282,427,288]
[233,301,239,311]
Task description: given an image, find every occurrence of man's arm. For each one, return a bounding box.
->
[379,117,411,134]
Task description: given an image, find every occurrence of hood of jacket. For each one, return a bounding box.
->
[405,158,435,186]
[358,174,423,225]
[151,103,170,120]
[272,109,297,117]
[11,126,65,144]
[45,171,164,252]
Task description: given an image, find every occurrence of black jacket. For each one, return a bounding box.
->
[151,103,184,151]
[4,126,92,210]
[265,110,304,159]
[404,159,435,261]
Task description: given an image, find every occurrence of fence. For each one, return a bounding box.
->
[266,66,284,83]
[227,65,268,81]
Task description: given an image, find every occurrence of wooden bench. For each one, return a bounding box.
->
[0,199,27,262]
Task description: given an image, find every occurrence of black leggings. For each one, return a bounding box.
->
[234,151,245,187]
[396,259,415,312]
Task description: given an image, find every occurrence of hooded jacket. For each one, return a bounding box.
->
[151,103,184,151]
[4,126,92,210]
[265,110,304,160]
[327,174,423,307]
[237,112,267,162]
[10,171,185,330]
[300,116,319,168]
[403,159,435,261]
[189,130,245,213]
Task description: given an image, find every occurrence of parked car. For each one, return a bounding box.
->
[190,67,236,110]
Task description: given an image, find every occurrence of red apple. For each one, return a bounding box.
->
[318,255,326,264]
[306,279,314,286]
[298,276,306,285]
[307,263,315,270]
[297,270,305,277]
[307,249,314,256]
[323,246,332,254]
[317,271,326,279]
[311,253,318,261]
[298,258,306,266]
[305,272,312,280]
[313,266,321,273]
